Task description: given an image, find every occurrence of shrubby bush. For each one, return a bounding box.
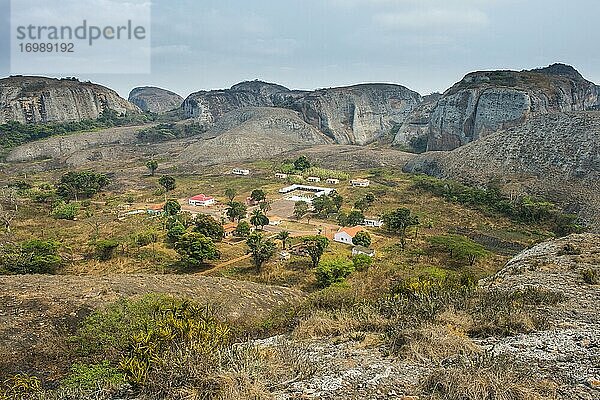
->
[52,201,79,220]
[0,239,62,274]
[315,259,355,288]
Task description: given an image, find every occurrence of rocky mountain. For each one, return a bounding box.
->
[423,64,600,151]
[178,107,330,166]
[0,76,139,124]
[182,81,422,145]
[404,112,600,229]
[128,86,183,113]
[288,84,422,145]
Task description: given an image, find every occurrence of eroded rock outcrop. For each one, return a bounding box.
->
[426,64,600,150]
[182,81,422,145]
[128,86,183,114]
[404,112,600,229]
[0,76,139,124]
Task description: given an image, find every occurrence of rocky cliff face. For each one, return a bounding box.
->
[289,84,422,145]
[183,81,422,145]
[128,86,183,114]
[404,112,600,229]
[182,80,290,124]
[0,76,139,124]
[425,64,600,150]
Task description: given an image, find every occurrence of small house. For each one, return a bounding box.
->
[269,216,283,226]
[350,179,370,187]
[306,176,321,183]
[334,226,364,245]
[189,194,215,207]
[364,218,384,228]
[232,168,250,176]
[275,173,288,179]
[146,204,164,216]
[326,178,340,185]
[352,246,375,257]
[223,222,237,238]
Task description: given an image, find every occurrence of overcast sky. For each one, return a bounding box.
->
[1,0,600,98]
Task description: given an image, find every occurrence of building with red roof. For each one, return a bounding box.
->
[188,194,216,207]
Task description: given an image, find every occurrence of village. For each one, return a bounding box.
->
[116,165,381,273]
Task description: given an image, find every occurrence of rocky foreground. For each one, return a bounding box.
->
[256,234,600,399]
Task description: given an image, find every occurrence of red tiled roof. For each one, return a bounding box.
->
[336,226,364,238]
[190,194,214,201]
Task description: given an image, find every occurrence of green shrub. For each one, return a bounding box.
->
[0,239,62,274]
[94,239,120,261]
[62,361,124,390]
[51,201,80,220]
[135,230,158,247]
[315,259,355,288]
[352,254,373,271]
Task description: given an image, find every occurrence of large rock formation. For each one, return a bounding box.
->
[404,112,600,229]
[178,107,331,166]
[425,64,600,151]
[289,84,422,145]
[182,81,422,145]
[128,86,183,114]
[0,76,139,124]
[182,80,291,124]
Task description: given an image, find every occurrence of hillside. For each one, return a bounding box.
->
[0,76,139,124]
[128,87,184,114]
[403,112,600,230]
[423,64,600,150]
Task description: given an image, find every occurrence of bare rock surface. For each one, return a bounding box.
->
[128,86,183,113]
[0,76,139,124]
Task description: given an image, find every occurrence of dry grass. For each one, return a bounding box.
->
[422,354,558,400]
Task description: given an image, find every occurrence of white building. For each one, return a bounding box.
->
[350,179,370,187]
[352,246,375,257]
[275,173,288,179]
[279,184,335,204]
[326,178,340,185]
[364,218,384,228]
[188,194,216,207]
[334,226,364,245]
[232,168,250,176]
[306,176,321,183]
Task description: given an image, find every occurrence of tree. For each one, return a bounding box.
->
[193,214,224,242]
[346,210,365,226]
[352,254,373,271]
[250,209,269,230]
[293,155,311,171]
[166,221,186,244]
[158,175,176,193]
[294,201,309,220]
[175,232,220,268]
[234,221,251,237]
[315,259,354,288]
[427,234,489,266]
[163,199,181,217]
[331,193,344,212]
[250,189,266,203]
[312,195,335,217]
[246,232,277,271]
[146,160,158,176]
[382,208,420,249]
[259,201,271,213]
[226,201,247,222]
[1,240,62,274]
[352,231,372,247]
[354,198,369,213]
[276,231,291,249]
[302,235,329,268]
[56,171,110,201]
[224,188,237,203]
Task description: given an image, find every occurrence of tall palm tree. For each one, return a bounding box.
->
[250,209,269,230]
[276,230,291,249]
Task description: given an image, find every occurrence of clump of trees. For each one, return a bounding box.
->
[56,171,110,201]
[137,123,205,143]
[382,207,420,249]
[315,258,354,287]
[0,239,62,274]
[412,176,583,236]
[175,232,220,268]
[427,234,489,266]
